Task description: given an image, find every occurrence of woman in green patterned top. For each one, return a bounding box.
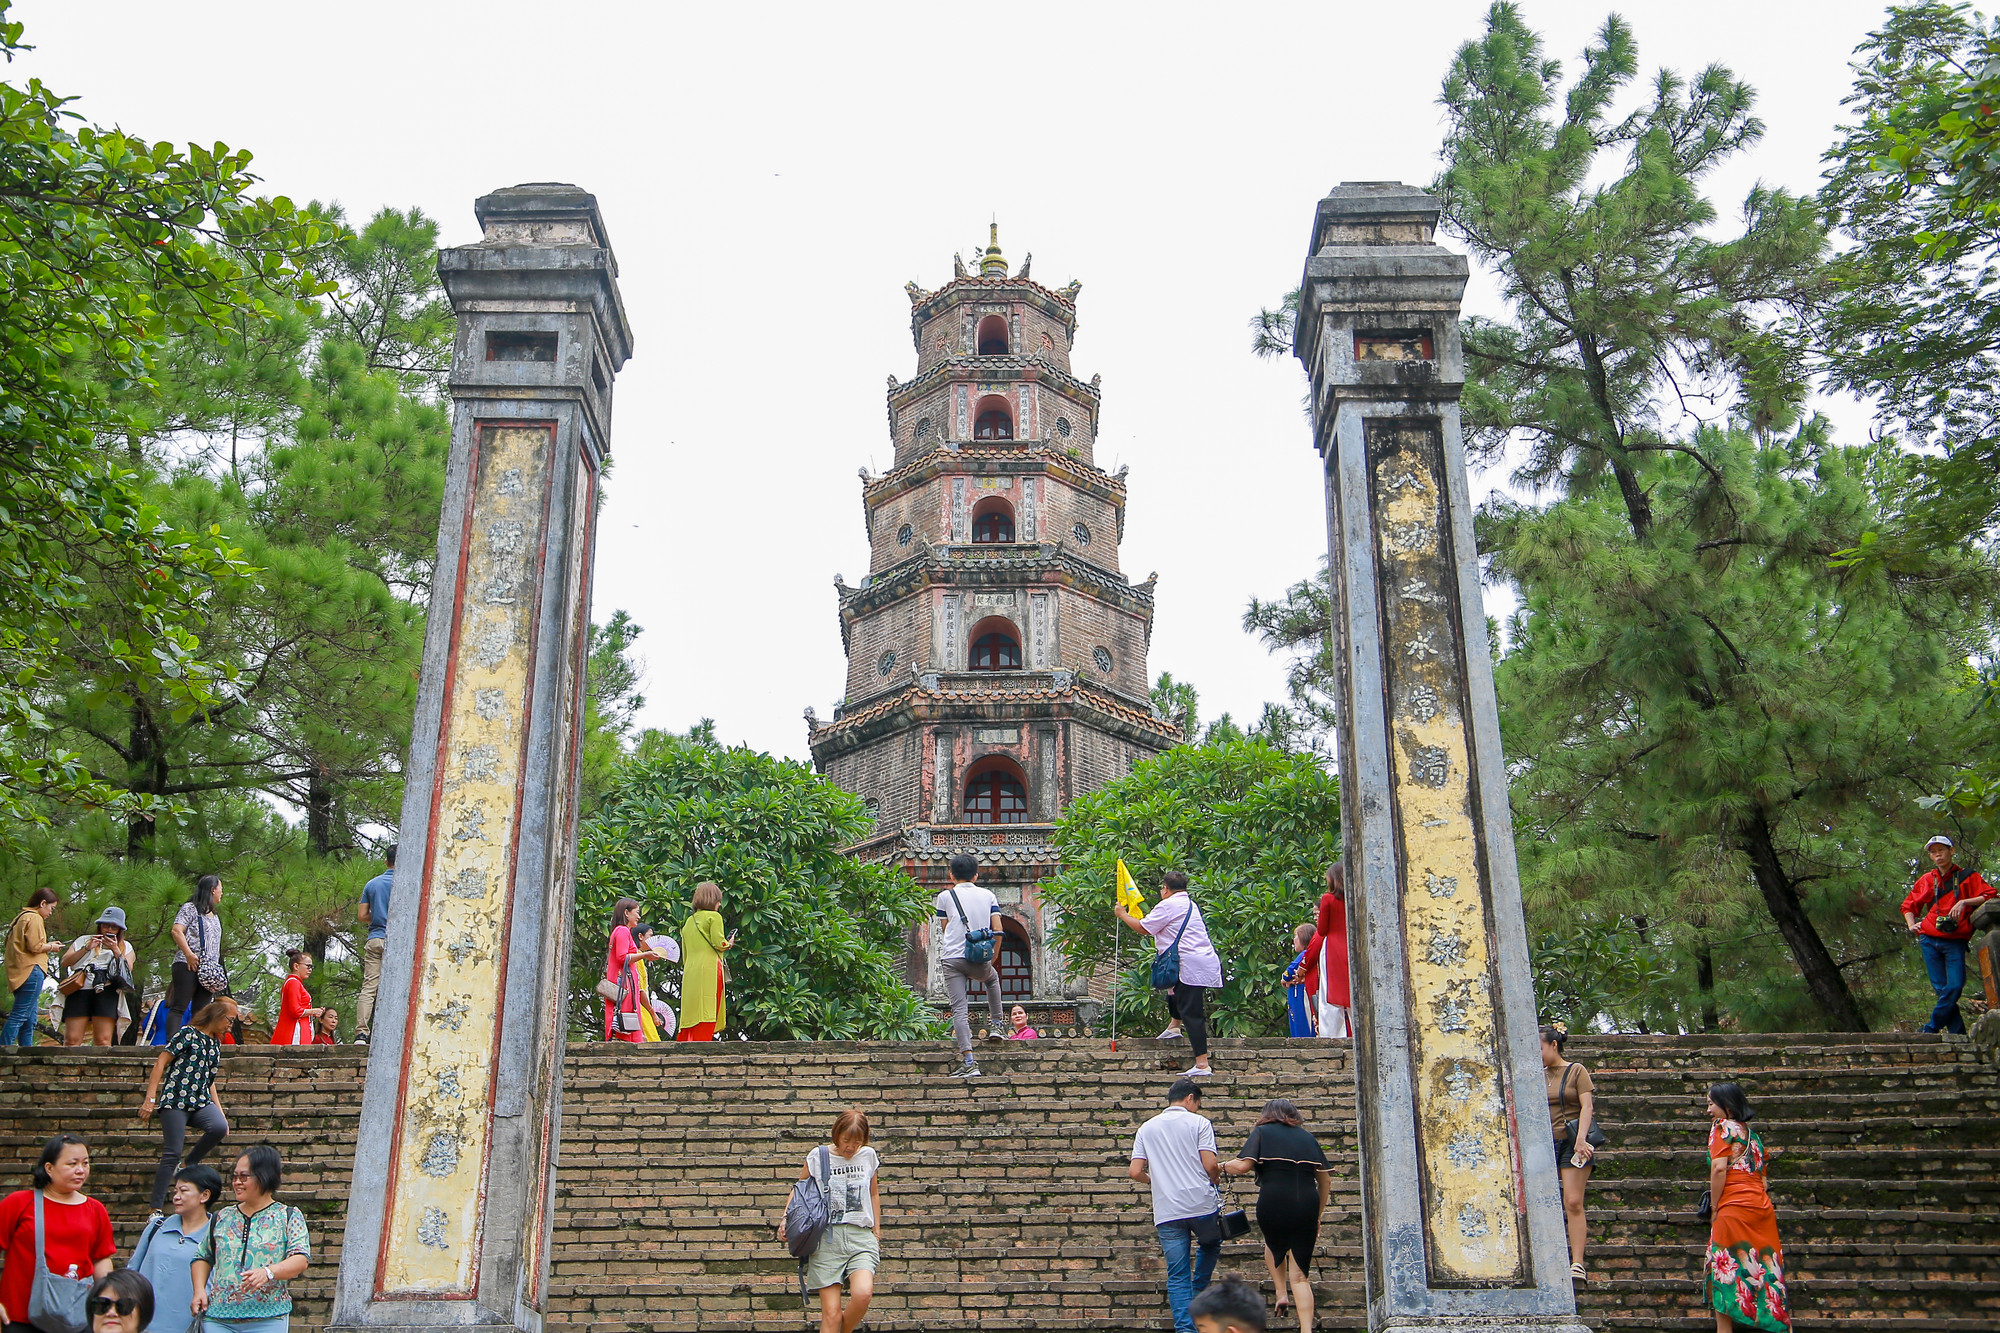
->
[191,1144,309,1332]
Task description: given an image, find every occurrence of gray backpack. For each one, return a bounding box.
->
[782,1147,835,1320]
[27,1190,91,1333]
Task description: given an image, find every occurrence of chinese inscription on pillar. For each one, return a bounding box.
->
[380,424,553,1292]
[1368,418,1521,1281]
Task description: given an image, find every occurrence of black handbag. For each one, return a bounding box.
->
[1694,1189,1713,1221]
[1188,1184,1251,1244]
[1150,900,1199,990]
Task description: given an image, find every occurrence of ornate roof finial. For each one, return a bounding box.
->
[980,219,1008,277]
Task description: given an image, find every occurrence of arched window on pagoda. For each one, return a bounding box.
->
[971,497,1015,544]
[964,760,1030,824]
[975,410,1013,440]
[977,314,1009,356]
[969,631,1021,670]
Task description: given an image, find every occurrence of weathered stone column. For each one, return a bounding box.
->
[332,184,632,1333]
[1296,182,1585,1333]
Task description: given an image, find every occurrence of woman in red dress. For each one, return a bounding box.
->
[1305,865,1350,1038]
[602,898,644,1042]
[1704,1081,1790,1332]
[271,949,323,1045]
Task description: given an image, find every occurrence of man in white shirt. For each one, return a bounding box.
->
[1115,870,1223,1077]
[934,852,1005,1079]
[1130,1078,1222,1333]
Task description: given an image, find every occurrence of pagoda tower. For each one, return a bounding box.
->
[806,227,1180,1024]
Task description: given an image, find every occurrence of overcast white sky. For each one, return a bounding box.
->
[17,1,1894,761]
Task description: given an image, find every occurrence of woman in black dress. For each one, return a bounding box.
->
[1224,1099,1332,1329]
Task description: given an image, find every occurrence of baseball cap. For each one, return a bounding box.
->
[1926,834,1954,849]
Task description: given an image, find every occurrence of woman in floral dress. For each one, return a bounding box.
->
[1704,1082,1789,1332]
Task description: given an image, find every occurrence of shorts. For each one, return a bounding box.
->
[803,1223,879,1290]
[68,987,121,1019]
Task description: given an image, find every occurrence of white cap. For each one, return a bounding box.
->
[1926,834,1954,848]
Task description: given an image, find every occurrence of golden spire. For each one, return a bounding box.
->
[980,219,1008,277]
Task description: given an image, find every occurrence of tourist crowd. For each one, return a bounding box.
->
[0,843,398,1052]
[0,1133,309,1333]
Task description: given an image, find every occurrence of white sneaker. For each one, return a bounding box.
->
[1156,1026,1183,1040]
[1182,1065,1213,1078]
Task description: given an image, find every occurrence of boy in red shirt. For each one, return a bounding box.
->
[1901,835,1995,1034]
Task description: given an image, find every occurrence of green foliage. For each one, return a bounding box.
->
[1149,672,1200,742]
[1242,561,1337,757]
[1820,4,2000,555]
[1530,923,1680,1035]
[574,731,939,1041]
[1489,423,1988,1031]
[1434,3,1826,536]
[0,4,331,839]
[579,611,647,818]
[1041,738,1339,1038]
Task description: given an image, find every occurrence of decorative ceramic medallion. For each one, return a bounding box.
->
[878,650,897,676]
[1056,417,1072,438]
[1072,522,1091,546]
[1093,646,1113,674]
[897,524,913,547]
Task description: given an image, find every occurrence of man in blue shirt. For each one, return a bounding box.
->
[355,846,395,1044]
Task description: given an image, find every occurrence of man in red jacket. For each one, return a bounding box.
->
[1901,835,1995,1035]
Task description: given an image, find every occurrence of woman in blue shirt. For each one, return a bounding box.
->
[130,1163,221,1333]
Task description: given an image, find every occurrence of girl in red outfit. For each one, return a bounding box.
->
[603,898,644,1042]
[1305,865,1351,1039]
[0,1133,114,1331]
[271,949,323,1045]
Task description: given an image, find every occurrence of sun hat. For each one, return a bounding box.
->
[1926,834,1954,849]
[93,906,127,931]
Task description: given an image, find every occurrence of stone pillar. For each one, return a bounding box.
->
[1296,182,1584,1333]
[332,184,633,1333]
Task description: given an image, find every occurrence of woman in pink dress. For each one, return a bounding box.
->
[271,949,323,1045]
[602,898,644,1042]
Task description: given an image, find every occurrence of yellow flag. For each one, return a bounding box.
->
[1115,859,1146,915]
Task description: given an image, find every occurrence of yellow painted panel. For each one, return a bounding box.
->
[1371,429,1524,1282]
[381,425,551,1294]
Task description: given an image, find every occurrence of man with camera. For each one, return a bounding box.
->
[933,852,1005,1080]
[1902,834,1996,1035]
[1130,1078,1223,1333]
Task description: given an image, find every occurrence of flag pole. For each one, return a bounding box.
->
[1110,915,1120,1053]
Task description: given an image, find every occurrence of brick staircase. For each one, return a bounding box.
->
[0,1034,1990,1332]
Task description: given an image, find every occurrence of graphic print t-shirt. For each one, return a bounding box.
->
[806,1146,879,1228]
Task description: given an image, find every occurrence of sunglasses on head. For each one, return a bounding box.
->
[87,1296,138,1316]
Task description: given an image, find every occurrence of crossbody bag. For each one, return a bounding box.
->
[945,888,996,965]
[1553,1062,1608,1158]
[27,1189,92,1333]
[1150,899,1199,990]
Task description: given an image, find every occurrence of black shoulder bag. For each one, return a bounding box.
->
[1554,1063,1608,1161]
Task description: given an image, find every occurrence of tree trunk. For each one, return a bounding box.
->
[125,702,164,860]
[1737,809,1869,1031]
[1695,943,1718,1032]
[306,764,334,857]
[302,917,332,967]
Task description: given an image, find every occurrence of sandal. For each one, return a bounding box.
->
[1570,1260,1586,1281]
